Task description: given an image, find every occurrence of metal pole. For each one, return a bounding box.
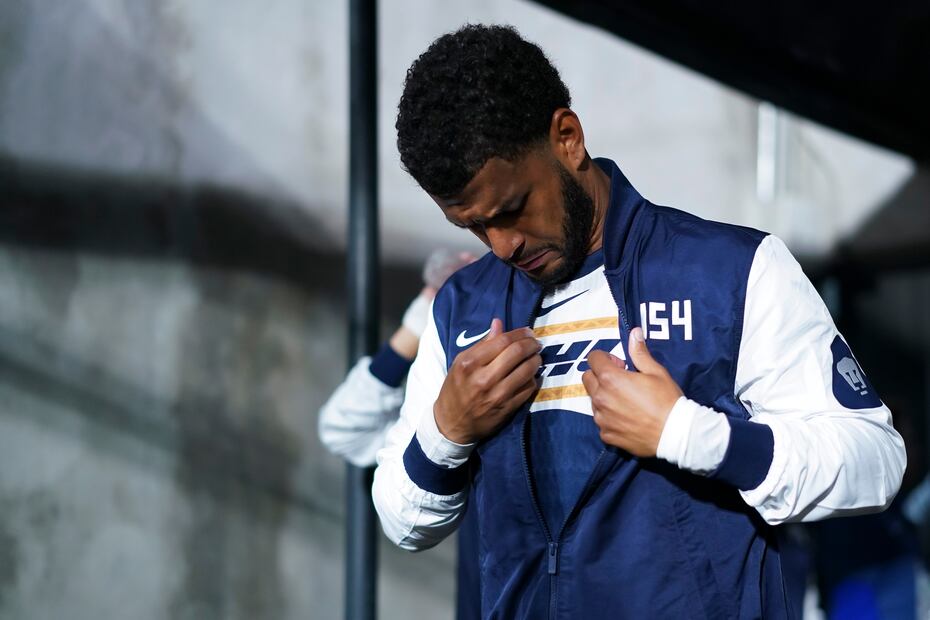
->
[346,1,379,619]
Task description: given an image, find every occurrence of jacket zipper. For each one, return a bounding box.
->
[519,287,621,620]
[518,271,633,619]
[519,415,559,620]
[522,414,615,620]
[604,273,632,360]
[516,291,563,619]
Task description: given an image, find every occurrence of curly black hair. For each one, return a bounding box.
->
[396,24,571,198]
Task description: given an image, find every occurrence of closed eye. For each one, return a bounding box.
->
[488,193,527,225]
[491,193,528,222]
[446,192,527,230]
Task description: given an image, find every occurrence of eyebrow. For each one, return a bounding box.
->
[447,214,486,229]
[447,207,497,229]
[448,193,526,229]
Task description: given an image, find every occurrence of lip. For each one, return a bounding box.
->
[516,249,552,271]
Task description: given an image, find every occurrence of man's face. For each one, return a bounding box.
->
[432,150,595,287]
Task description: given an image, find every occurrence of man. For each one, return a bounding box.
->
[373,24,906,619]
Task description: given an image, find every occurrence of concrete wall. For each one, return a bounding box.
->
[0,219,457,619]
[0,1,463,618]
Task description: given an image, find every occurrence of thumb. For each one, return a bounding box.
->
[487,318,503,339]
[628,327,663,374]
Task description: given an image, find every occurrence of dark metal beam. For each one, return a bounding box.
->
[346,0,379,619]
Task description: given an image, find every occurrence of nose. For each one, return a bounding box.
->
[484,225,523,262]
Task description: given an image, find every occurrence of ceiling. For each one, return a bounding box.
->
[534,1,930,161]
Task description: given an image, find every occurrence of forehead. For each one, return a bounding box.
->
[432,152,551,220]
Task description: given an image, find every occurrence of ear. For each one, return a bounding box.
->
[548,108,586,171]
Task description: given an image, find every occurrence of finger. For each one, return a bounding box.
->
[628,327,664,375]
[464,321,534,365]
[476,319,530,352]
[581,369,600,396]
[484,379,539,430]
[586,350,628,377]
[490,353,542,403]
[503,376,541,411]
[484,335,542,379]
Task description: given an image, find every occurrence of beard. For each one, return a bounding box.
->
[528,162,596,287]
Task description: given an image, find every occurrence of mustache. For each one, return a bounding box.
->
[507,244,559,267]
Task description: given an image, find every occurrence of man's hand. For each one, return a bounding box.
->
[434,319,542,444]
[582,327,683,457]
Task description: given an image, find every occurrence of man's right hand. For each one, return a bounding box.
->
[433,318,542,444]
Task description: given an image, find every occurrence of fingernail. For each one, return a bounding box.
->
[632,327,645,343]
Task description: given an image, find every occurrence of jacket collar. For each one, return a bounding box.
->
[594,157,647,273]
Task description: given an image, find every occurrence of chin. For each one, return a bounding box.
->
[532,260,571,287]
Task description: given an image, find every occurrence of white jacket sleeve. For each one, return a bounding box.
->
[734,235,905,523]
[371,305,474,551]
[318,356,403,467]
[658,235,906,524]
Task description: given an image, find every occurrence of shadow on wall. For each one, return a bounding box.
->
[0,152,424,494]
[801,165,930,282]
[0,154,337,290]
[0,155,426,617]
[0,154,422,313]
[840,165,930,273]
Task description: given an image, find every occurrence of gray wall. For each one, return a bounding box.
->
[0,231,457,619]
[0,0,460,616]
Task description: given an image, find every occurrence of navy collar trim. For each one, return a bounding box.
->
[593,158,646,272]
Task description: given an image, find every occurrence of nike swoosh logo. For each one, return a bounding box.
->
[538,290,589,317]
[455,328,491,348]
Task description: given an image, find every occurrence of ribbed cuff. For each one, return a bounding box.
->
[368,343,413,388]
[709,417,774,491]
[403,433,470,496]
[401,407,474,495]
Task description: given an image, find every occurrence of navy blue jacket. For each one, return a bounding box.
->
[413,158,792,619]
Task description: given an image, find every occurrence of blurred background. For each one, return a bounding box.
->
[0,1,927,618]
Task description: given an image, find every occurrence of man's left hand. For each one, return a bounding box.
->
[582,327,683,457]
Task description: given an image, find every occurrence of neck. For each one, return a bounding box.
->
[581,157,611,254]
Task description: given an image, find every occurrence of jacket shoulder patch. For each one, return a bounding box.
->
[831,335,881,409]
